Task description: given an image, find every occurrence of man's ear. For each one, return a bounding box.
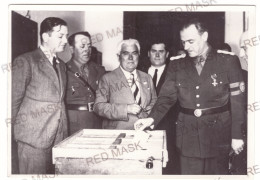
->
[166,51,169,58]
[42,32,49,43]
[148,51,151,58]
[202,31,208,42]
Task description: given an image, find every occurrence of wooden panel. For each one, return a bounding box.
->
[55,158,162,175]
[11,11,38,60]
[53,129,167,175]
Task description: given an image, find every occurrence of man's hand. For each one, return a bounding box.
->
[127,104,142,115]
[134,118,154,130]
[232,139,244,154]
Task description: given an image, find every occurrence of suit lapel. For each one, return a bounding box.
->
[57,59,66,98]
[37,48,61,93]
[156,65,167,94]
[116,68,136,103]
[136,70,148,108]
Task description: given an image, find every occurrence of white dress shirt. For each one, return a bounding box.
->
[120,66,140,89]
[148,64,166,86]
[40,45,59,65]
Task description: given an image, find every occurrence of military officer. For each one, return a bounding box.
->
[66,31,105,135]
[135,19,246,174]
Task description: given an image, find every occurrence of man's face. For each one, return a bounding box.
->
[45,25,68,53]
[71,34,92,65]
[148,43,169,67]
[119,43,139,72]
[180,24,208,57]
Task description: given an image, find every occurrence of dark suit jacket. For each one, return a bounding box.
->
[94,67,157,129]
[142,65,168,95]
[12,48,68,149]
[149,49,246,158]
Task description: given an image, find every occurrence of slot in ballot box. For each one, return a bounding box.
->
[53,129,168,175]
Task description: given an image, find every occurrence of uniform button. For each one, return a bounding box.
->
[196,95,200,98]
[88,88,90,90]
[196,104,200,107]
[89,95,92,97]
[196,86,199,89]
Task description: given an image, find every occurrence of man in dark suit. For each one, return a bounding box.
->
[94,39,157,129]
[65,32,105,135]
[135,19,246,174]
[141,41,179,174]
[12,17,69,174]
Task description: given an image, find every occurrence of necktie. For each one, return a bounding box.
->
[52,57,59,78]
[153,69,158,87]
[194,56,205,75]
[81,64,89,81]
[129,73,141,105]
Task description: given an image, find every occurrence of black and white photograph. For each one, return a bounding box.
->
[5,3,257,179]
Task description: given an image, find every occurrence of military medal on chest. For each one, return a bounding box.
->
[211,74,218,87]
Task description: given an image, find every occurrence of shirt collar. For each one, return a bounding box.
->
[150,64,166,72]
[120,66,138,80]
[40,45,59,63]
[200,45,212,61]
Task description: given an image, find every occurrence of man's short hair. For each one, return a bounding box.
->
[40,17,67,44]
[219,43,232,52]
[149,40,168,52]
[181,18,208,35]
[117,39,140,55]
[68,31,91,47]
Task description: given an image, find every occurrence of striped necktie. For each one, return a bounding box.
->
[129,73,141,105]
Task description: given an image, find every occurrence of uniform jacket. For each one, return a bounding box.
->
[12,48,68,149]
[65,60,105,105]
[94,67,157,129]
[149,49,246,158]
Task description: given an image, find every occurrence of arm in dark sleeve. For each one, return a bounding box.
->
[228,55,246,139]
[149,61,178,127]
[94,75,128,121]
[12,56,31,119]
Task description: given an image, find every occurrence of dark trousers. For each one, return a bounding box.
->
[67,110,102,135]
[17,141,54,174]
[180,153,230,175]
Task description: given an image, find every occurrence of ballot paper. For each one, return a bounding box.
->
[133,130,152,145]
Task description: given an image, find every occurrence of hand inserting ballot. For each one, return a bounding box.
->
[134,118,154,131]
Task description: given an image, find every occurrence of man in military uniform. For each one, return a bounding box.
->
[135,19,246,174]
[66,31,105,135]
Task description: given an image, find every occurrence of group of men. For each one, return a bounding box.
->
[12,17,246,175]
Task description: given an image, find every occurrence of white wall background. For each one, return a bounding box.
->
[14,11,247,71]
[84,12,123,71]
[15,10,85,62]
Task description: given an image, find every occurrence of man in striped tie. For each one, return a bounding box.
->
[94,39,157,129]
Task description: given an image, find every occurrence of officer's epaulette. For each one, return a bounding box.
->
[170,53,186,61]
[217,50,235,56]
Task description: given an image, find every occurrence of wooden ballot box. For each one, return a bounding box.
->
[52,129,168,175]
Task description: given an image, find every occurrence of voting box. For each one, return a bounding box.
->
[52,129,168,175]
